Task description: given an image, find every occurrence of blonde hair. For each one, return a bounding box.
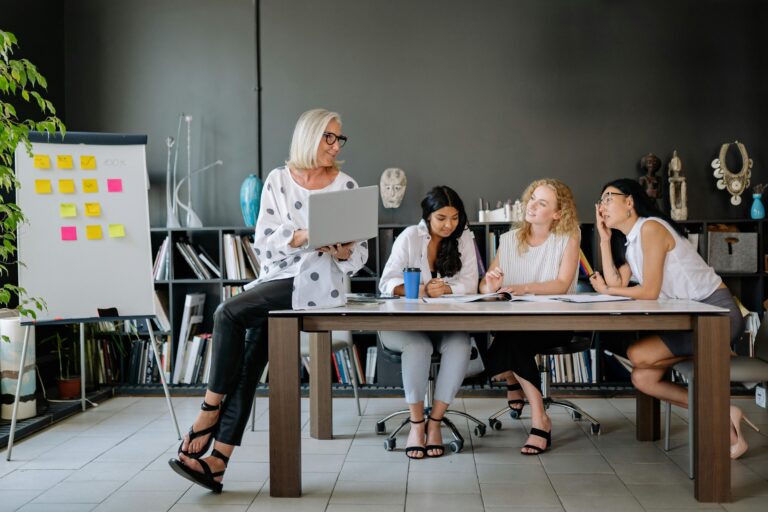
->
[516,178,580,253]
[285,108,344,171]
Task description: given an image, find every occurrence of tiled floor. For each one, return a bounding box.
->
[0,395,767,511]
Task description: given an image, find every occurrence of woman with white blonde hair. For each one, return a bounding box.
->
[169,108,368,492]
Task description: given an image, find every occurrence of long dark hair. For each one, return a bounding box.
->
[601,178,683,268]
[421,186,469,278]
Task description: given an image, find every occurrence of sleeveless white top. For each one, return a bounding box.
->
[624,217,721,300]
[497,229,577,292]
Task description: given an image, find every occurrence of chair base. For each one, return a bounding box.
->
[377,407,487,454]
[487,398,601,435]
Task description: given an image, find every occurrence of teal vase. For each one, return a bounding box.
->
[240,174,263,227]
[750,194,765,219]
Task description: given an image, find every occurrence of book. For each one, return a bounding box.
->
[240,234,261,278]
[422,292,632,304]
[234,236,249,279]
[365,346,377,384]
[176,241,207,279]
[172,293,206,384]
[352,345,365,385]
[197,245,222,278]
[153,290,171,332]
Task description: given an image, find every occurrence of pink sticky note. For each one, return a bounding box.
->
[61,226,77,241]
[107,179,123,192]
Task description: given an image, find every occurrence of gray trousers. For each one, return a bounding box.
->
[379,331,471,405]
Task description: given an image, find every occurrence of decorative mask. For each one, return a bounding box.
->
[380,168,407,208]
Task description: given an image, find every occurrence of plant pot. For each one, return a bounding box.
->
[0,312,37,420]
[57,376,81,399]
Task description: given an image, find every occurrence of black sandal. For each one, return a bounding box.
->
[506,383,525,419]
[405,418,427,460]
[425,416,445,458]
[521,427,552,455]
[178,401,220,459]
[169,448,230,494]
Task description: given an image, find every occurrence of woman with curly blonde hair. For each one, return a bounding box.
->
[479,178,580,454]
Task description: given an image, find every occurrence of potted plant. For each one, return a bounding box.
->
[0,29,64,319]
[52,329,80,398]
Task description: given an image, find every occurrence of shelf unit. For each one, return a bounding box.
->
[132,220,767,394]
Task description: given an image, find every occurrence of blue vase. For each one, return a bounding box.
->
[750,194,765,219]
[240,174,263,227]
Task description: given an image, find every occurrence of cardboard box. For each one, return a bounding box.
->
[707,232,757,273]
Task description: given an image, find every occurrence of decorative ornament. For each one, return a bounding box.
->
[668,150,687,221]
[712,141,752,206]
[240,174,263,226]
[380,168,407,208]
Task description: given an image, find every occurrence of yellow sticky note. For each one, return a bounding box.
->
[84,202,101,217]
[82,179,98,193]
[34,179,52,194]
[80,155,97,170]
[59,203,77,218]
[56,155,73,169]
[85,225,103,240]
[58,179,75,194]
[33,155,51,169]
[108,224,126,238]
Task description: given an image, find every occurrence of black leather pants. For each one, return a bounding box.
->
[486,331,572,390]
[208,277,293,446]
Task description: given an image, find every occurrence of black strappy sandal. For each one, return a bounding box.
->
[521,427,552,455]
[178,401,220,459]
[169,448,230,494]
[425,415,445,458]
[405,418,427,460]
[506,383,525,419]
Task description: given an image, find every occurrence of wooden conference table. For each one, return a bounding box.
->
[268,299,731,503]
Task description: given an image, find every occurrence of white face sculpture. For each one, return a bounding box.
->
[380,168,407,208]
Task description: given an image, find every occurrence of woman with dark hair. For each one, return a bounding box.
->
[480,178,581,455]
[589,178,753,459]
[378,186,478,459]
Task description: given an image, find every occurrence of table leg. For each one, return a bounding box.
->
[309,332,333,439]
[636,391,660,441]
[269,317,301,497]
[694,315,730,503]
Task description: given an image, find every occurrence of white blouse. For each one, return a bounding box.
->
[624,217,721,300]
[379,220,479,296]
[245,166,368,309]
[497,229,577,292]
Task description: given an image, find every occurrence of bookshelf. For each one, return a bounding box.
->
[115,220,766,394]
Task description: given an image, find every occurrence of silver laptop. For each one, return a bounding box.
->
[307,185,378,249]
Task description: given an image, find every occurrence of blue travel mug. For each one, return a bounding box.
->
[403,267,421,299]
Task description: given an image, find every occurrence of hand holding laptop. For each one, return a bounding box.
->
[317,241,354,261]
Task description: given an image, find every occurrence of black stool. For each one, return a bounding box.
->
[487,334,601,435]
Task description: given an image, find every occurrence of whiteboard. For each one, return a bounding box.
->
[15,132,154,323]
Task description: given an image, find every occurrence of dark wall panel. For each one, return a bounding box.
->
[63,0,257,227]
[261,0,767,224]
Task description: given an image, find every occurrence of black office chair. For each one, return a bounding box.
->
[486,333,602,435]
[375,335,488,453]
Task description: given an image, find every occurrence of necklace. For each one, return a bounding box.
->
[712,140,752,205]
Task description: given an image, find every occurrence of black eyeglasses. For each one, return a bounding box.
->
[322,132,348,147]
[597,192,628,206]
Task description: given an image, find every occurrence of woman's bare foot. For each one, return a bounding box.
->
[405,418,426,459]
[181,406,220,455]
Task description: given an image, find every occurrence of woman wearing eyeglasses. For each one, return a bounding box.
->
[480,178,581,455]
[169,109,368,492]
[589,178,751,459]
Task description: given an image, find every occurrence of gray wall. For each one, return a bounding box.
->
[38,0,768,226]
[64,0,257,227]
[261,0,768,224]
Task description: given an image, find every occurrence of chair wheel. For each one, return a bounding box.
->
[489,418,502,431]
[376,422,386,435]
[591,423,601,435]
[448,440,463,453]
[571,411,582,421]
[508,408,522,420]
[384,438,396,451]
[474,425,487,437]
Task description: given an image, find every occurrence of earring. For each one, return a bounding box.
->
[626,210,631,219]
